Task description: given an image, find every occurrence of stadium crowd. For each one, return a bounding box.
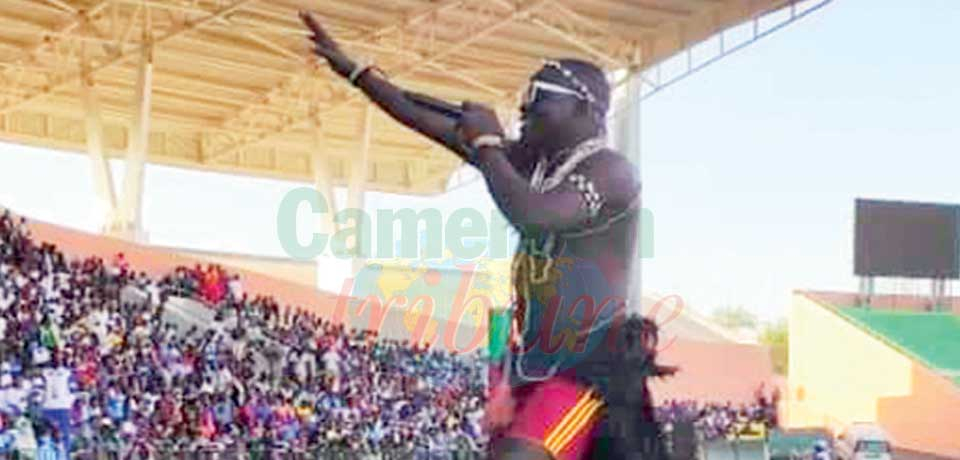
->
[0,209,487,459]
[655,395,779,442]
[0,207,782,459]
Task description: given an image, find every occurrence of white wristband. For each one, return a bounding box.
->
[348,63,372,85]
[471,134,504,150]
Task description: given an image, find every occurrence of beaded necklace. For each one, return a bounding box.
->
[509,136,607,382]
[515,136,607,285]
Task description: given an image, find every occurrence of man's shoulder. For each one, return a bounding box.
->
[574,149,641,208]
[582,148,639,182]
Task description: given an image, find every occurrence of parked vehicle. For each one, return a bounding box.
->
[835,423,892,460]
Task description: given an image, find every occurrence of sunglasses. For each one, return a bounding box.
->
[521,80,587,107]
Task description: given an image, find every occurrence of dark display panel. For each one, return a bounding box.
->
[854,199,960,279]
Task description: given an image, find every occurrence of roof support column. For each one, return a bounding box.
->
[615,68,645,314]
[311,109,338,242]
[108,22,153,243]
[347,104,373,275]
[81,45,117,225]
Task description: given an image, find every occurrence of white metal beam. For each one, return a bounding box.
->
[43,0,78,15]
[207,0,553,162]
[0,1,110,83]
[614,69,643,312]
[111,29,154,242]
[528,17,624,68]
[348,104,374,274]
[636,0,833,101]
[0,0,255,116]
[311,109,338,239]
[80,45,117,216]
[526,2,646,68]
[210,0,510,146]
[551,3,651,43]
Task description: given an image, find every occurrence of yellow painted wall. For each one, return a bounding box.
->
[788,293,913,428]
[364,259,511,327]
[345,259,512,352]
[788,292,960,457]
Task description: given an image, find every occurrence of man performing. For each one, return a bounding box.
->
[301,12,674,460]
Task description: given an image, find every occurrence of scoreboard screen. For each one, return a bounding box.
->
[854,199,960,279]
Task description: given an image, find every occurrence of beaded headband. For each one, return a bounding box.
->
[541,60,598,106]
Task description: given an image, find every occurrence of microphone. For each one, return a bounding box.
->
[403,91,463,120]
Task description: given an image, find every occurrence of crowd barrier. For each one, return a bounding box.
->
[700,440,769,460]
[63,445,486,460]
[662,424,773,460]
[3,428,779,460]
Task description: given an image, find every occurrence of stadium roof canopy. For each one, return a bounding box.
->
[0,0,825,237]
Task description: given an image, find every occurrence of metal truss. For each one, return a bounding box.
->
[448,0,835,193]
[635,0,835,102]
[0,0,835,203]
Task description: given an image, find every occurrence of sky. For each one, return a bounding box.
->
[1,0,959,321]
[640,0,960,320]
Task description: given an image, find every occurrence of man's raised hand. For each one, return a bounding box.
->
[300,10,354,77]
[300,11,339,57]
[457,102,504,145]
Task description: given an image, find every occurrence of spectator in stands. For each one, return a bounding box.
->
[228,274,243,304]
[655,398,778,442]
[35,423,62,460]
[0,209,488,458]
[111,252,129,278]
[814,439,831,460]
[40,354,74,455]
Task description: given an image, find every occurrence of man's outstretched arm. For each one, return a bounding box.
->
[301,11,470,162]
[455,103,639,233]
